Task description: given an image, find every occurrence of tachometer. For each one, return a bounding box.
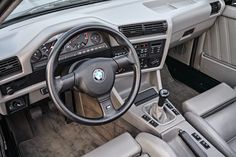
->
[90,32,102,45]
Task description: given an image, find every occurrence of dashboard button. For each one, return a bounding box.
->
[40,88,48,95]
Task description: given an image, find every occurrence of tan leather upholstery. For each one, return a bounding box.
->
[82,133,141,157]
[183,83,236,157]
[83,132,177,157]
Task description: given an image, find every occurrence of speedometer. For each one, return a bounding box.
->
[63,33,89,52]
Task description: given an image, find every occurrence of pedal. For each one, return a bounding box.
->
[29,107,42,120]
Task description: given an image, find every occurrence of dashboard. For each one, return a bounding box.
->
[0,0,225,115]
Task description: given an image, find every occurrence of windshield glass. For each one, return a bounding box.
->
[5,0,110,22]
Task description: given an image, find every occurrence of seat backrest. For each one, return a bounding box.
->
[183,83,236,117]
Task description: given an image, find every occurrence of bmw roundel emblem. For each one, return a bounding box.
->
[93,69,105,82]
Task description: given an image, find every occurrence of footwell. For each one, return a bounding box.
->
[18,110,139,157]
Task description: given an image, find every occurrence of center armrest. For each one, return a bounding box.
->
[182,83,236,116]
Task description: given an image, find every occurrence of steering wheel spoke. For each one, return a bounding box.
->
[97,94,117,118]
[113,54,134,69]
[56,73,75,93]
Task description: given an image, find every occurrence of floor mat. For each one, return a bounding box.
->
[161,65,199,113]
[19,110,140,157]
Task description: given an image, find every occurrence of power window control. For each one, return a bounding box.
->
[165,103,173,109]
[172,109,180,115]
[149,120,159,127]
[142,115,151,122]
[200,140,210,149]
[192,132,201,141]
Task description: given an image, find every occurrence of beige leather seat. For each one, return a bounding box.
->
[82,132,177,157]
[183,83,236,157]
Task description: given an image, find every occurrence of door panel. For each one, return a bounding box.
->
[199,5,236,86]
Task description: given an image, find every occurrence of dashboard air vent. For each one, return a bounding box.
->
[210,1,221,15]
[0,57,22,78]
[119,21,167,38]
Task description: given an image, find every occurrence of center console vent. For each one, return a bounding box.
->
[119,21,168,38]
[0,57,22,79]
[210,1,221,15]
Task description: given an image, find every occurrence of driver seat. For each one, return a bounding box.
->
[82,132,177,157]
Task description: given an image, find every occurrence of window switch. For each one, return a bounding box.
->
[200,140,210,149]
[165,103,173,109]
[172,109,180,115]
[142,115,151,122]
[149,120,159,127]
[192,132,201,141]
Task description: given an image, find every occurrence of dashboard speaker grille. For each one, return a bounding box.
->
[0,57,22,78]
[119,21,167,38]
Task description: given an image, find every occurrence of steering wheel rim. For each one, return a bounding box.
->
[46,24,141,125]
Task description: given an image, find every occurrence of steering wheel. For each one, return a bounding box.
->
[46,24,141,125]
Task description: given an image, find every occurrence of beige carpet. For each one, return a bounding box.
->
[19,110,140,157]
[161,65,199,113]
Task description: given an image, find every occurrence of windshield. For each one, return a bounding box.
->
[4,0,110,24]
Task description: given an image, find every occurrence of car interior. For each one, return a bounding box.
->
[0,0,236,156]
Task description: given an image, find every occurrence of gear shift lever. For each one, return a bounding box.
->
[150,89,171,124]
[158,89,169,107]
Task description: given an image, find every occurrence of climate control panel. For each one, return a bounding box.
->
[134,40,166,69]
[113,39,166,73]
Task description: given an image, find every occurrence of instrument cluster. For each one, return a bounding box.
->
[61,32,103,54]
[30,31,108,71]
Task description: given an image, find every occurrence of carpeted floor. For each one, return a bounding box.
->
[161,65,199,113]
[18,65,197,157]
[19,110,140,157]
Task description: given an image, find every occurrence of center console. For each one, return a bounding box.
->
[113,71,225,157]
